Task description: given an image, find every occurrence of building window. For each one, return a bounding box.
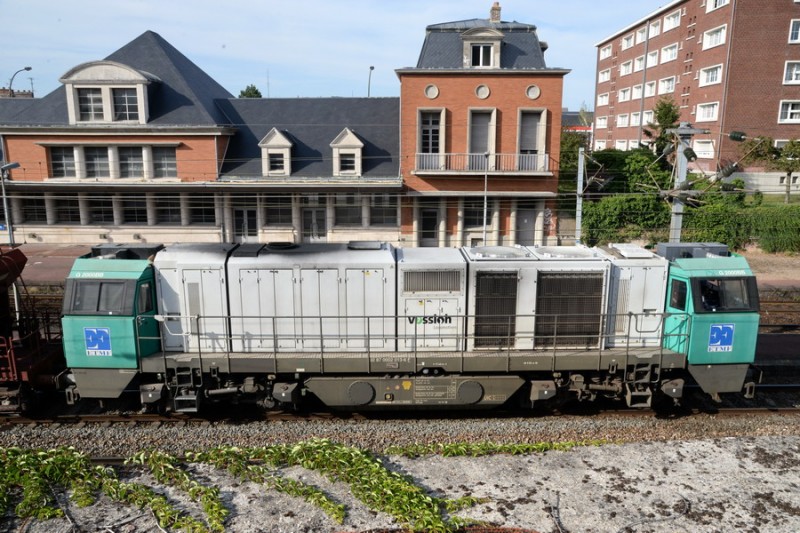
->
[791,20,800,43]
[707,0,730,12]
[693,140,715,159]
[187,194,215,225]
[645,81,657,97]
[703,26,727,50]
[54,197,81,224]
[779,101,800,123]
[118,147,144,178]
[21,194,47,223]
[620,61,632,76]
[268,153,284,172]
[596,116,608,129]
[265,195,292,225]
[636,28,647,45]
[696,102,719,122]
[77,88,103,121]
[631,112,641,127]
[599,45,612,60]
[370,194,397,226]
[597,93,609,107]
[700,65,723,86]
[599,69,611,83]
[643,110,654,125]
[122,194,148,224]
[50,147,76,178]
[112,88,139,121]
[518,110,542,170]
[463,199,484,228]
[334,194,362,226]
[617,114,630,128]
[418,110,442,170]
[153,147,177,178]
[339,153,356,173]
[615,140,628,150]
[88,194,115,225]
[618,88,631,102]
[649,20,661,38]
[634,56,645,72]
[621,34,634,50]
[155,196,181,224]
[647,51,659,68]
[85,147,110,178]
[471,44,493,67]
[785,62,800,84]
[661,43,678,63]
[664,10,680,32]
[595,140,607,151]
[632,85,643,99]
[659,76,676,95]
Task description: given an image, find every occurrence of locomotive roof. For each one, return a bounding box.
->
[227,241,396,267]
[669,253,754,278]
[396,247,466,266]
[67,257,152,281]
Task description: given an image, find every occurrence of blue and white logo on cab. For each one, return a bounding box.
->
[84,327,112,356]
[708,323,734,352]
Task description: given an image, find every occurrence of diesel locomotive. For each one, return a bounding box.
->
[60,241,761,412]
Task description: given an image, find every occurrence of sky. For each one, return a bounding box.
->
[1,0,672,111]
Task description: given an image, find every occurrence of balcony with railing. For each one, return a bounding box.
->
[415,152,550,174]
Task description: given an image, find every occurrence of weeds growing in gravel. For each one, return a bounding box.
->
[0,438,601,533]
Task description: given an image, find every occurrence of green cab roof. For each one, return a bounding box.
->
[67,257,153,281]
[670,253,754,278]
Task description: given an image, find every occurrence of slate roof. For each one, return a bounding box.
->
[216,97,400,179]
[0,31,233,128]
[415,18,550,70]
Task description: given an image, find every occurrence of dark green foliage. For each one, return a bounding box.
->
[238,84,262,98]
[582,194,670,246]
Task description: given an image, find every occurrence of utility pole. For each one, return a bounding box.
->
[665,122,709,243]
[575,147,584,243]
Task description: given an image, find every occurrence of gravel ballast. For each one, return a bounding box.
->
[1,412,800,532]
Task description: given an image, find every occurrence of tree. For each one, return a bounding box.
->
[238,84,262,98]
[641,96,681,159]
[740,136,800,204]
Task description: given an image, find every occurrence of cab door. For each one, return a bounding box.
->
[135,280,161,358]
[663,277,690,353]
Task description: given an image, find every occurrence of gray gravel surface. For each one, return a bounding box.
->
[2,412,800,532]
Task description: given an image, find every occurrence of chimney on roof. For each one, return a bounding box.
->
[490,2,501,23]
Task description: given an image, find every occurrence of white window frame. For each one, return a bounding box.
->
[631,112,641,127]
[790,20,800,44]
[699,64,723,87]
[632,84,643,99]
[661,43,679,63]
[693,139,715,159]
[696,102,719,122]
[785,61,800,84]
[643,110,654,125]
[597,93,609,107]
[636,28,647,45]
[645,81,657,97]
[596,116,608,129]
[779,100,800,123]
[599,69,611,83]
[634,56,645,72]
[622,34,634,50]
[647,50,659,67]
[599,44,612,60]
[615,140,628,150]
[706,0,730,12]
[617,114,630,127]
[595,140,607,151]
[659,76,676,95]
[649,20,661,38]
[620,61,633,76]
[664,10,681,32]
[703,25,727,50]
[618,88,631,102]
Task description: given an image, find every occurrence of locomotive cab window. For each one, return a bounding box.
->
[65,280,136,315]
[692,277,759,313]
[137,281,154,313]
[669,279,687,310]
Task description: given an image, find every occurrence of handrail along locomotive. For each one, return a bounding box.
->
[60,241,761,412]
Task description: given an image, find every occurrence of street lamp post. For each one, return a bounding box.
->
[367,66,374,97]
[8,67,32,97]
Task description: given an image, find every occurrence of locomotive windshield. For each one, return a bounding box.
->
[692,277,759,313]
[64,280,136,315]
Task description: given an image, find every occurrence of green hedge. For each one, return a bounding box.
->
[682,205,800,252]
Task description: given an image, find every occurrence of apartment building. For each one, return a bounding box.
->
[594,0,800,192]
[0,3,565,246]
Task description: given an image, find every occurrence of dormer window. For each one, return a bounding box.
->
[259,128,293,176]
[330,128,364,177]
[461,28,504,69]
[61,60,157,125]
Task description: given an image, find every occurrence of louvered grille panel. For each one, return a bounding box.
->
[404,270,461,293]
[474,272,518,347]
[615,279,631,333]
[536,272,603,347]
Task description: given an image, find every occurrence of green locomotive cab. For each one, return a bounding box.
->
[660,244,760,398]
[62,245,163,400]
